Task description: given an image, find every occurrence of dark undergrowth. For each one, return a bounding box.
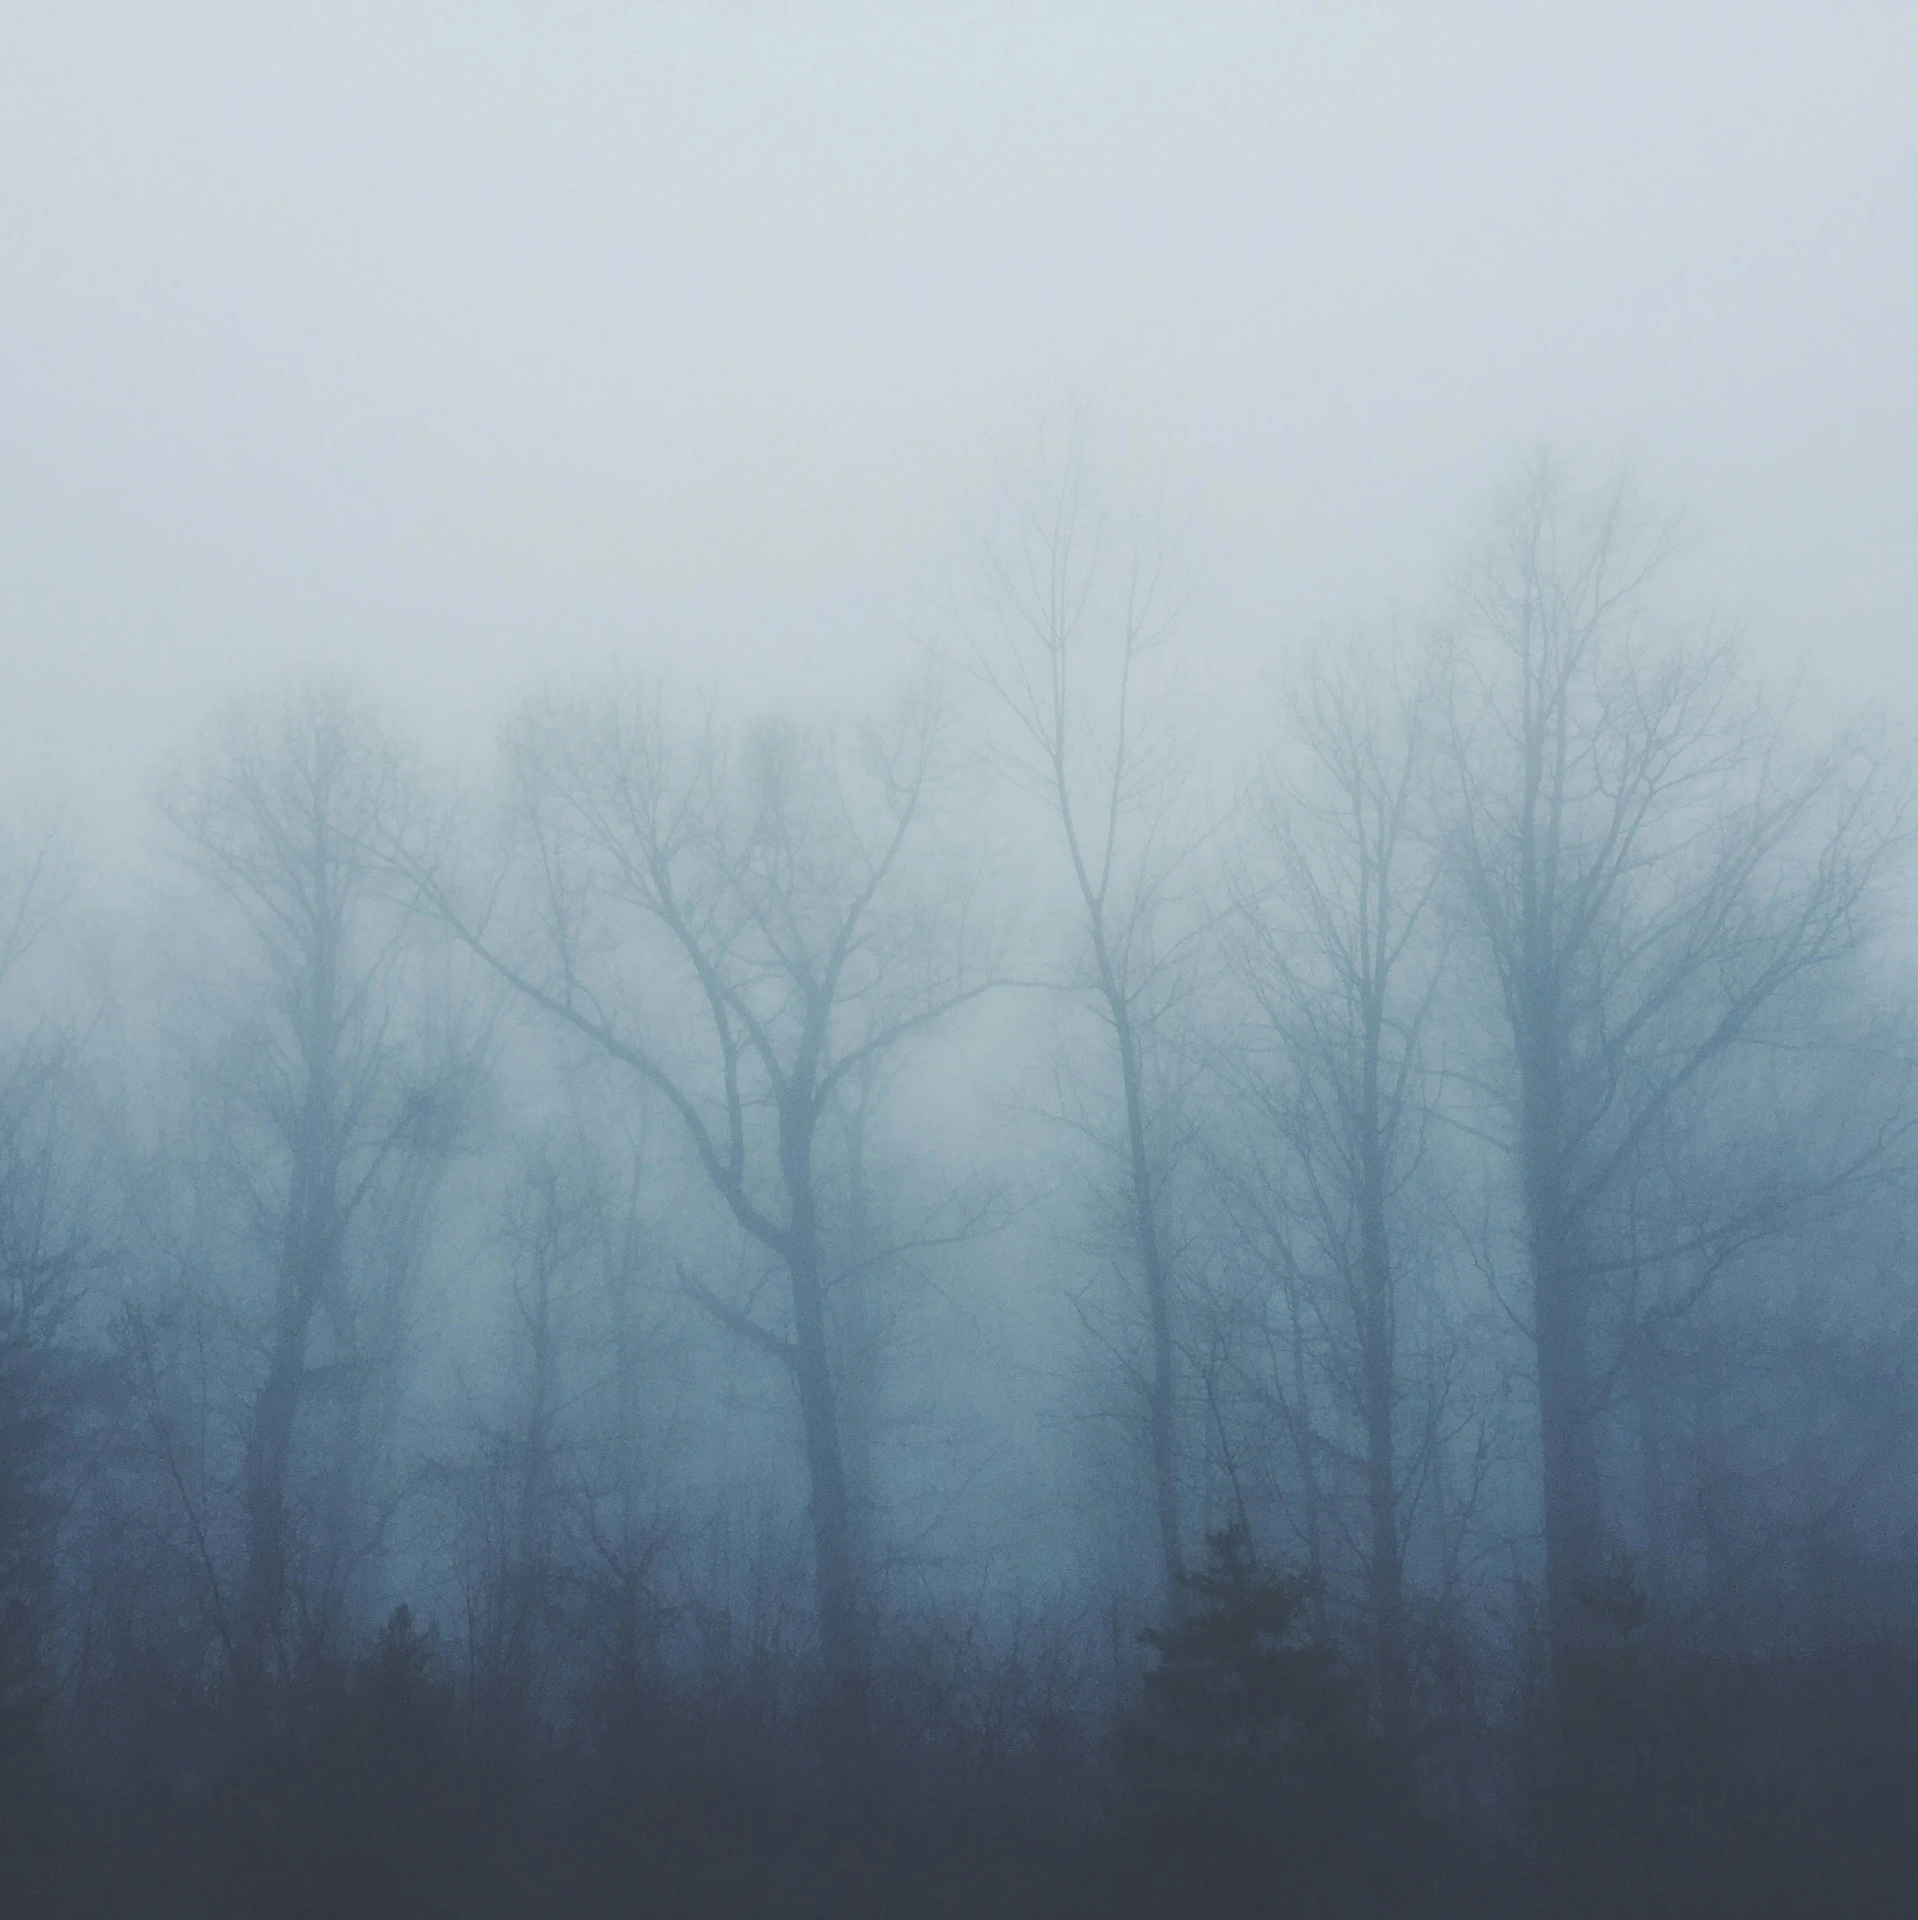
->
[6,1550,1917,1918]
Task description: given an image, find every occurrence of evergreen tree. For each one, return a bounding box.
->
[1115,1525,1395,1917]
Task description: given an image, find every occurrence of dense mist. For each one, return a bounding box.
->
[5,10,1917,1918]
[5,453,1917,1915]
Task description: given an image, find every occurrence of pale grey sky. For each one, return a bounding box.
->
[4,3,1915,825]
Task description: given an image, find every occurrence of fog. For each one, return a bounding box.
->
[4,9,1918,1919]
[6,6,1917,817]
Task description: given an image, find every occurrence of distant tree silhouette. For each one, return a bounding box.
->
[400,685,997,1748]
[155,686,476,1727]
[1440,459,1909,1699]
[1221,633,1452,1767]
[969,423,1207,1610]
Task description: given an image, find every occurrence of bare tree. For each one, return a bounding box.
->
[0,814,71,1012]
[1223,635,1447,1757]
[0,814,97,1761]
[1440,458,1909,1692]
[965,427,1202,1604]
[158,683,469,1712]
[464,1142,573,1746]
[402,683,994,1735]
[446,1097,674,1749]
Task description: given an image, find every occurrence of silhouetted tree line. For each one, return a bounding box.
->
[2,455,1917,1915]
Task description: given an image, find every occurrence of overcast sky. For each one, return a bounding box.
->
[3,3,1914,829]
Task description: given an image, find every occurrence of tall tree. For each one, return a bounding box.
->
[0,813,95,1773]
[1440,460,1907,1692]
[406,685,992,1735]
[158,684,465,1711]
[1223,637,1446,1757]
[467,1142,573,1746]
[967,429,1202,1603]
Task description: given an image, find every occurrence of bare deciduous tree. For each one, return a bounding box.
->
[1441,459,1909,1691]
[405,683,994,1735]
[159,684,469,1712]
[0,814,96,1761]
[965,427,1204,1605]
[1223,636,1447,1756]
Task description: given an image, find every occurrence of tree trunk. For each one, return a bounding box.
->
[1357,1142,1411,1749]
[1356,970,1412,1752]
[1108,967,1184,1605]
[242,1337,305,1698]
[780,1097,866,1745]
[1529,1191,1604,1694]
[1286,1279,1331,1643]
[836,1088,881,1587]
[1517,976,1605,1693]
[499,1236,555,1740]
[242,1149,336,1699]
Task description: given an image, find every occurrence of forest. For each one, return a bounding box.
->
[3,455,1916,1918]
